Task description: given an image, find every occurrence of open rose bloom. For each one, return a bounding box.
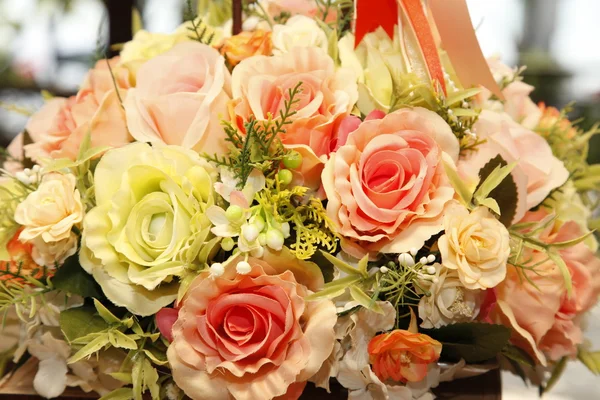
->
[3,1,600,400]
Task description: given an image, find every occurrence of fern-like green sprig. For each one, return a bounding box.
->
[184,0,216,44]
[203,82,303,188]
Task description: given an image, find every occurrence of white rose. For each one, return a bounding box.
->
[438,202,510,290]
[418,264,483,329]
[31,233,78,267]
[14,172,83,266]
[272,15,328,54]
[338,28,405,115]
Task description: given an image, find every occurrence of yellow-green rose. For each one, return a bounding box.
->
[80,142,216,316]
[339,28,405,114]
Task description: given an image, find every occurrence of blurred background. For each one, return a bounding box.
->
[0,0,599,399]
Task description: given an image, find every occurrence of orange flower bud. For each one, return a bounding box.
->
[368,329,442,383]
[220,30,273,67]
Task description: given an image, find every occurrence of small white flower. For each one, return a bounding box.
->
[398,253,415,268]
[427,254,436,264]
[236,261,251,275]
[210,263,225,277]
[265,228,284,251]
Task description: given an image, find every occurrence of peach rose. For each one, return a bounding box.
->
[491,210,600,364]
[459,110,568,218]
[125,42,232,155]
[231,47,358,188]
[368,330,441,383]
[262,0,338,22]
[322,107,459,257]
[24,58,132,163]
[220,30,273,67]
[475,57,541,129]
[167,249,336,400]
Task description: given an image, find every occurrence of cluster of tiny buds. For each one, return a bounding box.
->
[379,248,438,281]
[15,165,41,186]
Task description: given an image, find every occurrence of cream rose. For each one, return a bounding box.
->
[418,264,483,329]
[322,107,458,257]
[124,42,232,155]
[14,173,83,266]
[438,202,509,290]
[272,15,328,54]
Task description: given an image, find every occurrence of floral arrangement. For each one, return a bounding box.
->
[1,0,600,399]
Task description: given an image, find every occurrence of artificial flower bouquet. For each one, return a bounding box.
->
[1,0,600,399]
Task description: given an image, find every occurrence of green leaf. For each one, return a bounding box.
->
[68,333,110,363]
[540,357,567,395]
[60,306,109,343]
[450,108,479,117]
[443,160,473,206]
[99,388,134,400]
[477,197,501,215]
[502,344,535,367]
[475,155,519,226]
[143,347,168,366]
[94,299,121,324]
[551,230,595,250]
[444,87,482,107]
[109,372,133,384]
[52,255,103,299]
[548,251,573,297]
[578,347,600,375]
[474,161,517,202]
[349,286,383,314]
[319,250,367,278]
[108,330,138,350]
[143,357,160,400]
[423,322,511,363]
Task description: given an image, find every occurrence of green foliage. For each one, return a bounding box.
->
[60,305,109,343]
[534,104,600,198]
[540,357,567,395]
[422,322,511,364]
[307,252,383,313]
[0,277,52,323]
[578,346,600,375]
[184,0,215,44]
[51,255,103,299]
[254,182,338,260]
[0,174,34,245]
[44,130,107,211]
[204,82,302,188]
[475,155,519,226]
[508,214,591,297]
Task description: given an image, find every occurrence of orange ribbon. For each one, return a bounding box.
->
[428,0,504,99]
[353,0,503,99]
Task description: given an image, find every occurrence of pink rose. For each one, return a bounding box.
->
[491,210,600,364]
[125,42,232,154]
[167,249,336,400]
[263,0,338,22]
[475,57,541,129]
[459,110,568,221]
[231,47,358,188]
[322,107,459,257]
[24,58,132,163]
